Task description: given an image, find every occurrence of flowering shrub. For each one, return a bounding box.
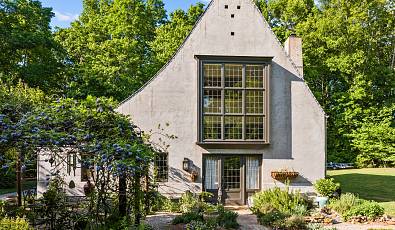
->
[1,96,164,226]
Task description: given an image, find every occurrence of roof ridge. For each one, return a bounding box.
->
[118,1,215,106]
[118,0,326,116]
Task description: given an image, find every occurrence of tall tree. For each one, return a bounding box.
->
[0,81,46,205]
[150,3,205,67]
[255,0,315,42]
[55,0,166,101]
[0,0,66,94]
[296,0,395,163]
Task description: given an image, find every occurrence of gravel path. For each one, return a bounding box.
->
[144,212,181,230]
[144,209,395,230]
[327,223,395,230]
[144,209,269,230]
[235,209,269,230]
[0,192,16,200]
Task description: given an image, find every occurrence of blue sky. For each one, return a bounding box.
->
[39,0,209,28]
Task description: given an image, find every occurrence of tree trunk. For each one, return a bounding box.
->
[16,152,22,206]
[118,175,127,217]
[134,172,141,225]
[144,173,150,215]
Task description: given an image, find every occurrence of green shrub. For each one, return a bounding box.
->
[199,191,214,202]
[0,217,32,230]
[328,193,384,221]
[172,211,203,224]
[173,204,238,229]
[343,200,384,220]
[313,178,340,197]
[0,201,5,218]
[328,193,362,215]
[216,208,239,229]
[150,193,180,213]
[257,211,286,226]
[179,192,199,213]
[282,215,307,230]
[252,187,312,228]
[179,192,215,214]
[251,187,312,216]
[185,219,217,230]
[258,213,307,230]
[0,173,15,189]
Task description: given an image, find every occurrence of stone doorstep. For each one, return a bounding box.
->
[225,205,249,211]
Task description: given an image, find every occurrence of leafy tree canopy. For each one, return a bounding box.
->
[151,2,205,66]
[0,0,66,94]
[255,0,315,42]
[296,0,395,164]
[55,0,167,101]
[0,81,46,166]
[351,105,395,167]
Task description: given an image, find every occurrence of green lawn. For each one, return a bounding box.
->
[0,180,36,195]
[328,168,395,216]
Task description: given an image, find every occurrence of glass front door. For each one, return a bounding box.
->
[203,155,261,205]
[222,156,242,204]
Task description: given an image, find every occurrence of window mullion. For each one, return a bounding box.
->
[242,64,246,140]
[221,63,225,140]
[265,64,270,143]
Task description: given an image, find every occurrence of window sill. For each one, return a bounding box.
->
[196,141,269,149]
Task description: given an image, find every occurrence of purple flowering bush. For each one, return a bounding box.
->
[1,93,162,227]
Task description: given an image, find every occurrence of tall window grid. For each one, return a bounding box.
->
[155,153,168,182]
[202,62,268,141]
[67,153,77,176]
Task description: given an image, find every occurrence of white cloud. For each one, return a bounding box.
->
[54,11,79,22]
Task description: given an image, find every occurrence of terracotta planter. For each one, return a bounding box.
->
[271,171,299,181]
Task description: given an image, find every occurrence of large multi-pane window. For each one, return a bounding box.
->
[201,61,269,142]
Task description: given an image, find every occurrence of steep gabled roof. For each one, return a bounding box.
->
[118,0,325,115]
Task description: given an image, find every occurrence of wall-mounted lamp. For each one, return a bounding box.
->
[182,158,190,172]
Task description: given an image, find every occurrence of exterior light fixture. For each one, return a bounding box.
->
[183,158,190,172]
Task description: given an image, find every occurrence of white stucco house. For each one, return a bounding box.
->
[117,0,326,205]
[38,0,326,205]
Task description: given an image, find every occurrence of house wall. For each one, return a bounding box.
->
[37,151,85,196]
[118,0,326,196]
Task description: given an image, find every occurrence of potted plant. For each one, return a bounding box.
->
[271,168,299,181]
[313,178,340,208]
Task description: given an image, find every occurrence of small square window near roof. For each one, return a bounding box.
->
[225,5,228,9]
[237,5,241,9]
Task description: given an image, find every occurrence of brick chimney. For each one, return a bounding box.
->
[284,34,303,77]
